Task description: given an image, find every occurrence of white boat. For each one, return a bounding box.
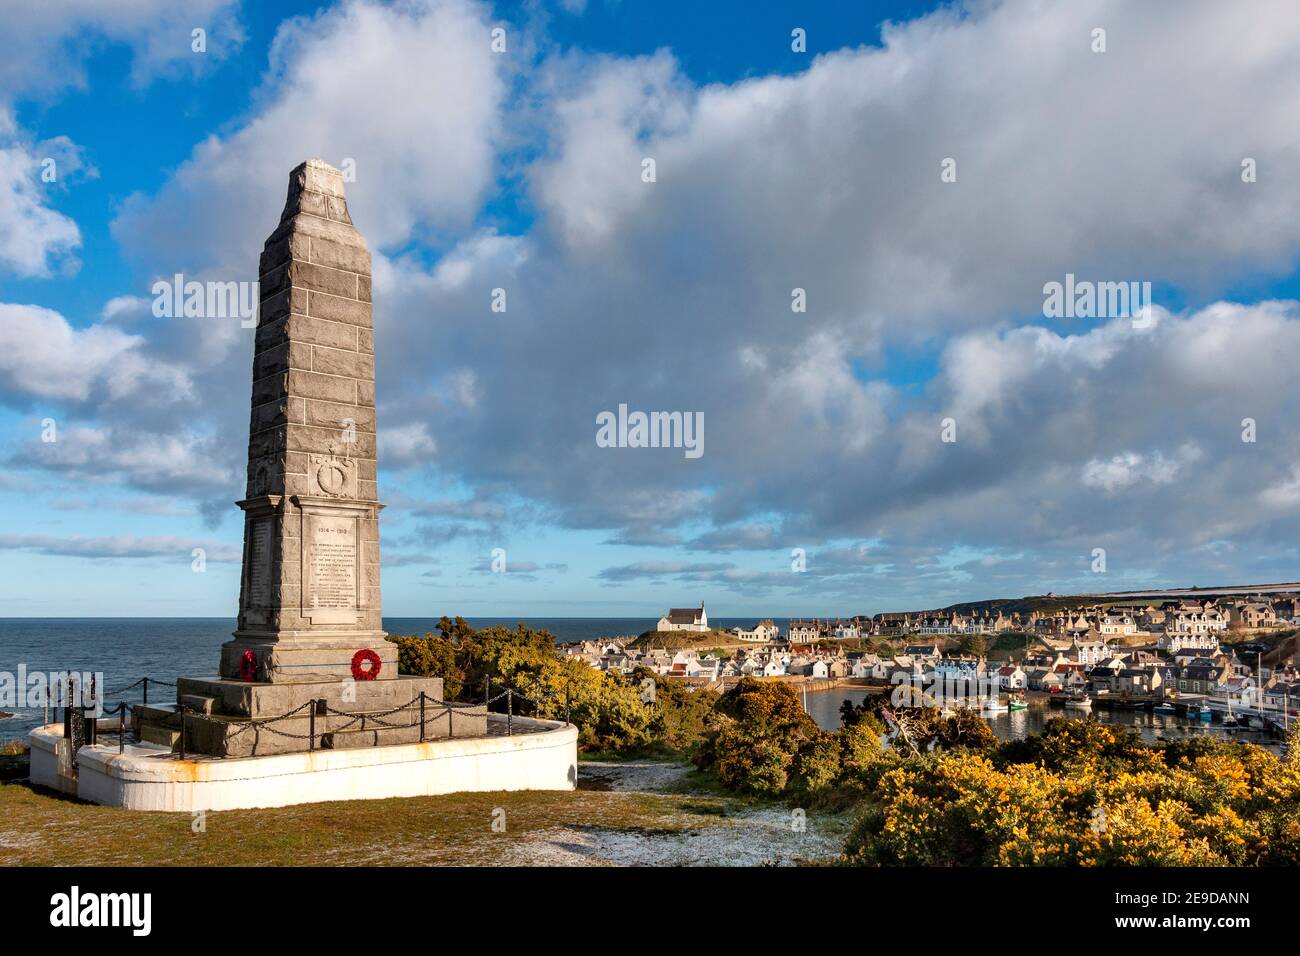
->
[981,698,1009,714]
[1064,694,1092,709]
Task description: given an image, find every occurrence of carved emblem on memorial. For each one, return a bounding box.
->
[249,459,271,497]
[309,450,357,497]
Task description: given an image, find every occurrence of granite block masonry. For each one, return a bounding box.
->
[167,160,485,755]
[223,158,386,683]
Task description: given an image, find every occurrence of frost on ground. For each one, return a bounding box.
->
[576,760,694,793]
[501,760,850,867]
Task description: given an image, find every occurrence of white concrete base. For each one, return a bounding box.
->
[28,715,578,812]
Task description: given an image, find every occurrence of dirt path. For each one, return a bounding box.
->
[496,760,850,866]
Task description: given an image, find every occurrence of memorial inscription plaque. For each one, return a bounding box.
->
[245,518,272,608]
[303,512,361,623]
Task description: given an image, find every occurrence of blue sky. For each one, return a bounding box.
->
[2,0,1300,618]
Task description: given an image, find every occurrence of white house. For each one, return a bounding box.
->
[1158,631,1221,654]
[832,621,861,640]
[1163,608,1228,638]
[1215,676,1257,707]
[734,619,779,643]
[787,620,822,645]
[1097,614,1138,637]
[935,657,984,681]
[851,654,881,679]
[1069,637,1109,665]
[688,656,721,681]
[997,665,1027,690]
[657,601,709,633]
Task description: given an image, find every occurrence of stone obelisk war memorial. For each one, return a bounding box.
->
[29,162,577,810]
[169,159,482,757]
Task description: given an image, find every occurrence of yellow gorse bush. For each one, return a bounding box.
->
[843,720,1300,866]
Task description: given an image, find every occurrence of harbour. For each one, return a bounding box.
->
[802,684,1289,750]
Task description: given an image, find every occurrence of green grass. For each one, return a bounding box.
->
[0,763,817,866]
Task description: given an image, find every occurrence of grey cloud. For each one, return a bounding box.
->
[0,533,239,562]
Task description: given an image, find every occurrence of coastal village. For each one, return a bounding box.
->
[561,596,1300,730]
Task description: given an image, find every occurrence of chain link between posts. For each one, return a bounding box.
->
[63,673,574,756]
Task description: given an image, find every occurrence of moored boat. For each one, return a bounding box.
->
[1064,694,1092,709]
[1220,702,1241,727]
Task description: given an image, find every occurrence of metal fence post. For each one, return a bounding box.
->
[87,674,98,746]
[506,689,513,736]
[63,674,73,738]
[119,702,127,754]
[178,704,186,761]
[309,699,317,752]
[142,676,149,708]
[419,692,426,742]
[448,702,453,739]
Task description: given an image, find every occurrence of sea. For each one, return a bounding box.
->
[0,616,781,737]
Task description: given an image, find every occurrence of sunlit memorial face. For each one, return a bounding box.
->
[217,159,391,685]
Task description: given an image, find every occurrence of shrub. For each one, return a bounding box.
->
[842,720,1300,866]
[388,618,719,755]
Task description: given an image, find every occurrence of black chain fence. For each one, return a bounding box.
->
[52,673,574,760]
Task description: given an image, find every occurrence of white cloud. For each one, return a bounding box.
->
[1082,444,1203,494]
[1260,467,1300,511]
[113,0,506,274]
[0,143,81,277]
[0,0,243,99]
[20,425,233,493]
[100,295,150,323]
[379,422,437,468]
[0,532,239,562]
[0,303,192,402]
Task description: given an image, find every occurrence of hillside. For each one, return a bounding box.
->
[629,630,741,651]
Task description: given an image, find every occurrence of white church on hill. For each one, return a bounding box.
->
[657,601,709,632]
